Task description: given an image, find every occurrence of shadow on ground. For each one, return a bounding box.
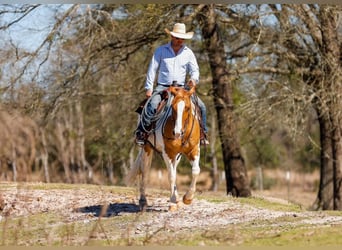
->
[75,203,168,217]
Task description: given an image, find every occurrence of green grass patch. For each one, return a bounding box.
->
[243,224,342,246]
[0,212,63,245]
[0,210,151,246]
[235,196,304,212]
[127,221,342,246]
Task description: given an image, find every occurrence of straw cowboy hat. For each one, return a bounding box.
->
[165,23,194,39]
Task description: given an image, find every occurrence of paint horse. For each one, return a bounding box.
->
[127,85,201,211]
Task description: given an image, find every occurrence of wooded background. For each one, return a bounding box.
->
[0,4,341,210]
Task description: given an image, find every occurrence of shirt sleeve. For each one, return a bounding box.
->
[144,48,161,91]
[187,50,200,84]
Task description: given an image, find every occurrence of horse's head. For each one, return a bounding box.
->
[169,86,195,139]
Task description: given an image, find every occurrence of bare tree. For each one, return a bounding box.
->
[0,108,38,181]
[232,4,342,209]
[268,4,342,209]
[197,4,251,197]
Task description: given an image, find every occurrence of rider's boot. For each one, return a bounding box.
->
[200,129,209,146]
[135,130,146,146]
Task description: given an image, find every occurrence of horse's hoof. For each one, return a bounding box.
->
[183,195,193,205]
[169,204,178,212]
[177,201,184,208]
[139,198,147,212]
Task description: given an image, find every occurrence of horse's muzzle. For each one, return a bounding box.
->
[173,131,183,139]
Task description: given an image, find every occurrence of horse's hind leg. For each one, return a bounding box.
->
[183,154,200,205]
[138,147,153,211]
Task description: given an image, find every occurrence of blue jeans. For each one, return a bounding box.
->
[192,95,208,133]
[139,85,208,133]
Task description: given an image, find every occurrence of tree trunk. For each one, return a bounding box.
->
[313,6,342,210]
[210,115,219,191]
[11,148,17,182]
[314,108,342,210]
[41,128,50,183]
[313,113,334,210]
[199,4,251,197]
[320,6,342,210]
[107,154,114,184]
[332,124,342,210]
[56,120,71,183]
[75,99,93,183]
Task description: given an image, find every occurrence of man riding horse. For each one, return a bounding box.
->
[134,23,209,146]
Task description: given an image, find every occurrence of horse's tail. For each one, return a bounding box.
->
[125,148,143,186]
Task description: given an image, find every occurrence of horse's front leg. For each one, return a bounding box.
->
[164,153,182,211]
[169,167,179,203]
[183,153,200,205]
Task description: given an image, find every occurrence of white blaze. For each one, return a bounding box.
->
[174,100,185,136]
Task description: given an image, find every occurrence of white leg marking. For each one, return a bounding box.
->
[184,152,201,204]
[163,152,182,204]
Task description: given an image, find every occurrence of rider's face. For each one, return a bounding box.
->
[171,36,184,47]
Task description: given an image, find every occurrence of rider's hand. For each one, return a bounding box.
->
[187,79,197,88]
[146,89,152,98]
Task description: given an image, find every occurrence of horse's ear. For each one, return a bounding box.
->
[170,86,182,96]
[169,86,177,95]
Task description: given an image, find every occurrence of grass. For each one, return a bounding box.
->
[242,224,342,246]
[120,218,342,246]
[236,196,304,212]
[1,212,62,245]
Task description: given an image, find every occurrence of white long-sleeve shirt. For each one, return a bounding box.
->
[144,42,199,91]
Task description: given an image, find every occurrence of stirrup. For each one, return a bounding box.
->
[200,133,209,145]
[135,130,146,146]
[200,138,209,145]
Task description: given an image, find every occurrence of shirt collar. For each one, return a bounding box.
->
[167,42,186,54]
